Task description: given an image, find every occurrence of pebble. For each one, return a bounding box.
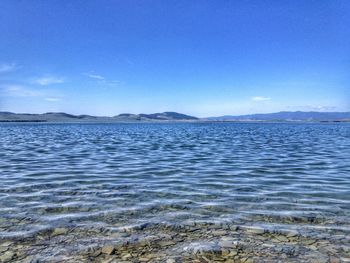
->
[0,246,8,253]
[101,245,115,255]
[0,221,347,262]
[309,245,318,250]
[158,240,176,247]
[212,230,227,236]
[276,235,289,242]
[0,251,15,262]
[230,225,238,231]
[246,226,265,234]
[121,253,132,260]
[139,257,151,262]
[342,246,350,253]
[229,250,238,256]
[286,230,299,237]
[304,239,316,245]
[51,227,68,236]
[0,242,12,247]
[219,240,237,248]
[330,258,340,263]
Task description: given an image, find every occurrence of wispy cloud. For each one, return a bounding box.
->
[2,85,43,97]
[33,76,65,85]
[104,80,123,86]
[2,85,63,103]
[312,105,336,111]
[288,105,337,111]
[252,96,271,101]
[45,97,61,102]
[85,73,105,80]
[83,72,123,86]
[0,63,19,73]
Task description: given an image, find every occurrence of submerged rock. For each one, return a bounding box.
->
[246,226,265,234]
[0,251,15,262]
[286,230,299,237]
[218,240,238,249]
[101,245,115,255]
[51,227,69,236]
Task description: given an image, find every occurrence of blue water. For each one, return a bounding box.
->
[0,123,349,261]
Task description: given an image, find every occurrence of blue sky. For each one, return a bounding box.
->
[0,0,349,117]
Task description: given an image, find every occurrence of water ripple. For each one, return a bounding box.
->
[0,123,350,261]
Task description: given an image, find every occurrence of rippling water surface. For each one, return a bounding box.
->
[0,123,350,262]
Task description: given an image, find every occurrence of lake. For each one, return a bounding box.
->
[0,123,349,262]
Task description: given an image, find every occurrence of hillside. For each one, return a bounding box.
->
[207,111,350,122]
[0,111,198,122]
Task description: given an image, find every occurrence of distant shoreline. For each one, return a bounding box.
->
[1,120,349,124]
[1,111,349,123]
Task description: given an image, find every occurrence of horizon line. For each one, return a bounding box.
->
[1,110,350,119]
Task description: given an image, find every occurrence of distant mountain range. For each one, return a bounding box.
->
[206,111,350,122]
[0,111,198,122]
[0,111,349,122]
[116,112,198,121]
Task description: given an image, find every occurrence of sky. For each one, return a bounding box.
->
[0,0,349,117]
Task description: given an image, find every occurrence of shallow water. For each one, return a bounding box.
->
[0,123,350,262]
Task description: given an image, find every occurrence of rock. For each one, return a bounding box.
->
[0,251,15,262]
[121,253,132,260]
[138,239,150,247]
[342,246,350,253]
[309,245,318,250]
[212,230,227,236]
[219,240,237,249]
[286,230,299,237]
[0,242,12,247]
[276,235,289,242]
[304,239,316,245]
[92,249,101,257]
[136,222,150,230]
[281,247,295,256]
[22,257,40,263]
[229,250,238,256]
[101,245,115,255]
[330,257,340,263]
[0,246,8,253]
[159,240,176,247]
[122,226,135,232]
[120,233,131,237]
[52,227,68,236]
[139,257,151,262]
[247,226,265,234]
[221,248,230,256]
[166,259,176,263]
[230,225,238,231]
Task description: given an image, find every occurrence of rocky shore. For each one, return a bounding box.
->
[1,221,349,262]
